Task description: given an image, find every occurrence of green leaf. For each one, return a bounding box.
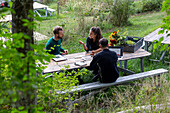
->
[154,43,158,50]
[23,23,28,26]
[0,99,3,104]
[158,30,164,34]
[159,36,164,42]
[12,98,17,102]
[24,35,30,39]
[18,106,25,110]
[22,19,29,23]
[9,1,13,8]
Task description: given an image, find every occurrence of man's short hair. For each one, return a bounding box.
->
[53,26,63,35]
[99,38,108,48]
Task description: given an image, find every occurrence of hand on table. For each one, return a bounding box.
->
[90,50,95,56]
[62,50,68,55]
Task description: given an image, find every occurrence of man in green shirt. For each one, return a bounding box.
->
[46,26,68,55]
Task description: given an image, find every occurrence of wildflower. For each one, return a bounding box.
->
[110,39,117,44]
[109,30,126,46]
[113,31,117,34]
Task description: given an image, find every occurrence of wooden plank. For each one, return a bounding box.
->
[57,69,168,94]
[119,48,151,61]
[0,15,12,22]
[33,2,48,9]
[144,28,170,44]
[47,8,56,12]
[144,28,161,41]
[118,67,135,75]
[43,49,151,74]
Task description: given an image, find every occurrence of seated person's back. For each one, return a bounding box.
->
[87,38,119,83]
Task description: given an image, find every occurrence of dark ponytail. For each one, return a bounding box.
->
[90,27,102,44]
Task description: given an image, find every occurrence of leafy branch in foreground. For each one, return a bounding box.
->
[154,0,170,53]
[0,2,82,112]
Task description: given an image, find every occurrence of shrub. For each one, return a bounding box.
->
[108,0,133,26]
[130,0,143,14]
[142,0,163,12]
[130,0,163,14]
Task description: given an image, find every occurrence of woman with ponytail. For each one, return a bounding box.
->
[79,27,103,55]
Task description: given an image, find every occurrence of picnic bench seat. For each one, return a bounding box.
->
[57,68,168,95]
[47,7,56,16]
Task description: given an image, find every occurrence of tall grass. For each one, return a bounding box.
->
[70,72,170,113]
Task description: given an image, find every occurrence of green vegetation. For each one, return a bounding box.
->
[0,0,169,112]
[36,10,166,53]
[35,0,169,112]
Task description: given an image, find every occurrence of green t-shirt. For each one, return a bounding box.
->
[46,37,65,55]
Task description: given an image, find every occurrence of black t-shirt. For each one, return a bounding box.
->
[86,36,100,52]
[88,49,119,83]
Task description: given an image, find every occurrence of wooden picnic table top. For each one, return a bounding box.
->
[0,2,50,22]
[43,48,151,74]
[0,15,12,22]
[33,2,48,9]
[144,28,170,44]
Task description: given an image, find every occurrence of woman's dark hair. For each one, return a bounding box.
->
[53,26,63,35]
[90,27,102,44]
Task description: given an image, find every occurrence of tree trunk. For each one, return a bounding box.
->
[12,0,34,53]
[12,0,35,112]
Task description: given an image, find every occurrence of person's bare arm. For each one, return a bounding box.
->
[91,48,102,56]
[79,40,88,51]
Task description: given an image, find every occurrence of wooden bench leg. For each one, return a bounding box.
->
[160,46,169,61]
[66,88,107,107]
[45,7,47,17]
[119,61,122,68]
[124,60,127,69]
[140,57,144,72]
[154,74,161,89]
[145,41,149,51]
[158,74,161,87]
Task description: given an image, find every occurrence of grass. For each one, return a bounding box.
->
[36,11,166,54]
[1,0,169,112]
[33,1,170,112]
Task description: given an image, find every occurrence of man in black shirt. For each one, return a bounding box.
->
[87,38,119,83]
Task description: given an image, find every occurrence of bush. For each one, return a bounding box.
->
[108,0,133,26]
[130,0,163,14]
[130,0,143,14]
[142,0,163,12]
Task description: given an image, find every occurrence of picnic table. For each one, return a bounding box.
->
[43,48,151,74]
[144,28,170,61]
[0,15,12,23]
[33,2,56,17]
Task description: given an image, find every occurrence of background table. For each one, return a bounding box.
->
[43,48,151,74]
[144,28,170,61]
[33,2,48,17]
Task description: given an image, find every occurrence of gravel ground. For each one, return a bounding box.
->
[34,32,49,41]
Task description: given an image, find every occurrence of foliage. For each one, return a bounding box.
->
[153,0,170,54]
[142,0,163,12]
[130,0,163,14]
[0,3,85,113]
[108,30,136,46]
[33,1,169,112]
[108,0,133,26]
